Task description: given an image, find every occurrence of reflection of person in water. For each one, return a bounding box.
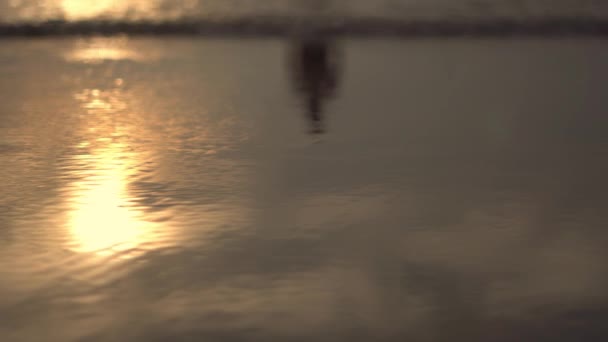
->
[290,36,341,134]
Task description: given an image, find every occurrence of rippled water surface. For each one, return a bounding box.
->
[1,37,608,341]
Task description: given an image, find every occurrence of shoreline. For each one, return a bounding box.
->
[1,17,608,38]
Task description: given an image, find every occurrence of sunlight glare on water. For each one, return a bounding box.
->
[61,40,165,256]
[67,141,152,256]
[64,37,149,63]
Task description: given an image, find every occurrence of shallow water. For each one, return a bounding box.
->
[1,37,608,341]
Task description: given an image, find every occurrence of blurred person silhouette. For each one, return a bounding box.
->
[289,35,342,134]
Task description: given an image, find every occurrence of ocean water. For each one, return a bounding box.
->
[1,35,607,341]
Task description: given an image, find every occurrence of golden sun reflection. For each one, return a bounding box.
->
[63,37,159,65]
[70,47,140,62]
[68,143,150,255]
[66,84,157,257]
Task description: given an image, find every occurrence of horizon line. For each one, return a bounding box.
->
[1,17,608,37]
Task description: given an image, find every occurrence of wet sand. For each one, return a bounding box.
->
[1,37,607,341]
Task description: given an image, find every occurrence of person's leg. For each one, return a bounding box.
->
[307,94,324,134]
